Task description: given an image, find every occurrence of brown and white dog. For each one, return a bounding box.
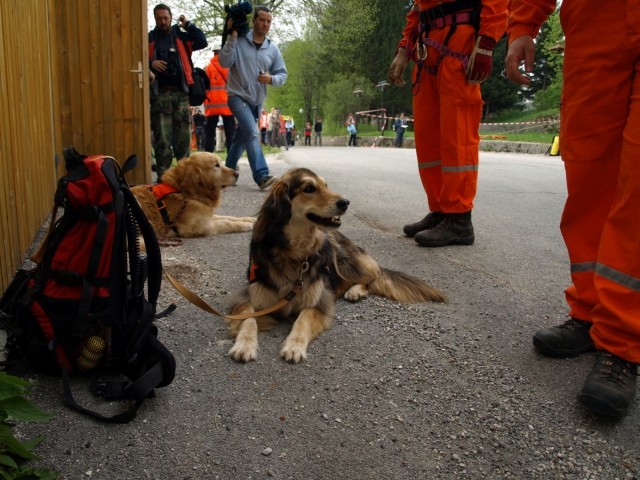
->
[226,167,446,363]
[131,152,254,238]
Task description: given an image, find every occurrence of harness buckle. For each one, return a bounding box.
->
[298,260,310,285]
[417,43,428,61]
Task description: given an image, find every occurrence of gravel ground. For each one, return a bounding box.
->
[9,152,640,480]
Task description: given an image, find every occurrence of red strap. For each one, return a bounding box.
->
[147,183,179,200]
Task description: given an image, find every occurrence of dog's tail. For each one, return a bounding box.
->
[369,269,446,303]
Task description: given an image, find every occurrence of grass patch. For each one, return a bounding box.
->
[488,108,559,123]
[481,132,557,143]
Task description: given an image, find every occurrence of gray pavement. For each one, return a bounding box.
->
[14,146,640,479]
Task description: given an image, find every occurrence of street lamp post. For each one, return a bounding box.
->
[376,80,390,135]
[352,87,363,112]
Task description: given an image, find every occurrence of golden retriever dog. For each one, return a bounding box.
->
[226,167,446,363]
[130,152,254,238]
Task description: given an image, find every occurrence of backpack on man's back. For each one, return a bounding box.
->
[0,147,175,423]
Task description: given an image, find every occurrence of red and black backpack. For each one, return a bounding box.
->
[0,147,175,423]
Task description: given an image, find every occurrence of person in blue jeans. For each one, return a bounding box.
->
[219,5,287,189]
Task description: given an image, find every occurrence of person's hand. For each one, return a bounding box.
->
[178,15,189,28]
[226,18,238,39]
[258,71,272,84]
[388,48,408,87]
[149,70,156,84]
[504,35,535,86]
[151,60,167,73]
[465,36,496,84]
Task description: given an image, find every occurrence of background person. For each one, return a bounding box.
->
[394,112,408,147]
[203,48,235,154]
[284,116,294,150]
[192,107,206,150]
[313,118,323,146]
[149,3,207,181]
[269,108,281,147]
[304,121,312,146]
[506,0,640,419]
[259,109,269,144]
[388,0,507,247]
[347,121,357,147]
[219,5,287,189]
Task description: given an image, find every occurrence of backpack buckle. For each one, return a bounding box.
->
[92,379,130,400]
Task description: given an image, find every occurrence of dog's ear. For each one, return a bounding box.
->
[253,178,291,242]
[180,158,210,194]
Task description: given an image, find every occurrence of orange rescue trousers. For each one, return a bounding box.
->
[411,23,482,214]
[559,0,640,362]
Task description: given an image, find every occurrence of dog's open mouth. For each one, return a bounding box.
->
[307,213,342,227]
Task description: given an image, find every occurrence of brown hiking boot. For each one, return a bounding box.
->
[414,212,474,247]
[578,351,638,418]
[403,212,444,237]
[532,318,595,357]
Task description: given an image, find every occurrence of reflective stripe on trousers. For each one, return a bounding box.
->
[560,0,640,361]
[412,23,482,213]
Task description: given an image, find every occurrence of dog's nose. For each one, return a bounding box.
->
[336,198,350,212]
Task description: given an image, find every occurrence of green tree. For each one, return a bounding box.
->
[319,0,377,77]
[323,73,376,132]
[364,0,414,117]
[481,38,522,118]
[533,11,563,111]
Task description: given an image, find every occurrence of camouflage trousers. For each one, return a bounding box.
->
[150,90,191,180]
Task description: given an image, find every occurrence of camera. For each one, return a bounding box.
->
[225,1,253,37]
[156,48,179,78]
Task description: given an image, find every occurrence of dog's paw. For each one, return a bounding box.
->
[344,284,368,302]
[280,341,307,363]
[228,341,258,362]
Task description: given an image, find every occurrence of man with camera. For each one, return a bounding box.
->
[219,4,287,190]
[149,3,207,181]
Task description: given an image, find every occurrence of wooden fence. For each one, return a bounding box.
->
[0,0,59,293]
[0,0,150,293]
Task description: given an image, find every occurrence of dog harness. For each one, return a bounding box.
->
[146,183,185,235]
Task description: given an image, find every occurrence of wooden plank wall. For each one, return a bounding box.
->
[0,0,149,293]
[52,0,151,185]
[0,0,59,293]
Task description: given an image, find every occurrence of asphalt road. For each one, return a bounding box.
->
[17,146,640,479]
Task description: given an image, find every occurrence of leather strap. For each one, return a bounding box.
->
[425,12,474,30]
[162,267,300,321]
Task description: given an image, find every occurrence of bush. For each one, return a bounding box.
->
[0,372,58,480]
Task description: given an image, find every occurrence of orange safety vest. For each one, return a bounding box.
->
[259,112,269,130]
[203,55,232,117]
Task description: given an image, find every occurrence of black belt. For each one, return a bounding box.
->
[419,0,481,23]
[158,85,181,92]
[424,11,476,30]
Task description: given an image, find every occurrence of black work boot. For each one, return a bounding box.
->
[578,351,638,418]
[414,212,474,247]
[533,318,595,357]
[403,212,444,237]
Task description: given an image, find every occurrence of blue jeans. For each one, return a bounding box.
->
[225,95,270,185]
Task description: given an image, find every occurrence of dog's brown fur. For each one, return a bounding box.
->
[226,167,446,363]
[130,152,254,238]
